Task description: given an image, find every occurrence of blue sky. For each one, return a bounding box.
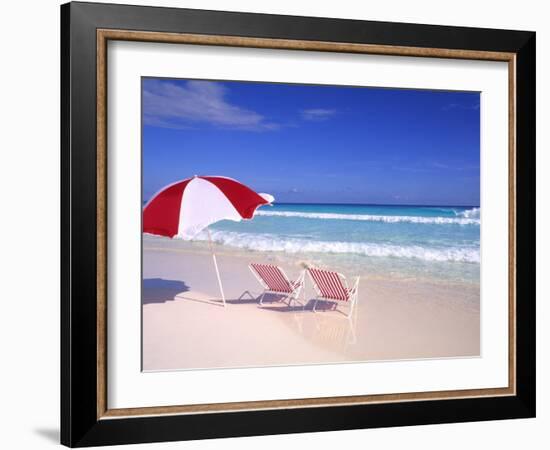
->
[142,78,480,206]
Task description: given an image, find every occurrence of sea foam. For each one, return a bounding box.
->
[455,207,480,219]
[195,231,480,263]
[255,210,480,225]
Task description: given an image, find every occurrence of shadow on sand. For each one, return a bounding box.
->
[226,292,343,314]
[142,278,190,305]
[224,290,261,305]
[225,291,302,307]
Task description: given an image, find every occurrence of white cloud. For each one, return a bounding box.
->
[301,108,337,121]
[143,79,279,130]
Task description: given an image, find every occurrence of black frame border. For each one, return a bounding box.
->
[61,2,535,447]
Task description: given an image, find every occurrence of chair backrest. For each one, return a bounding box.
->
[308,268,349,301]
[250,263,293,293]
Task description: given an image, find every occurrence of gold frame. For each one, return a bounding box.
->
[96,29,516,420]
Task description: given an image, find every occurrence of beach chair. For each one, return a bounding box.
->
[307,268,359,319]
[249,263,306,308]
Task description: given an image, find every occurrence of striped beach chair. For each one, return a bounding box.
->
[249,263,305,308]
[307,268,360,318]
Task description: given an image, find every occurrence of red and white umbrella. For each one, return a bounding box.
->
[143,175,274,306]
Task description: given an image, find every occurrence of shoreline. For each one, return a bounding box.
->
[143,233,481,287]
[142,241,480,371]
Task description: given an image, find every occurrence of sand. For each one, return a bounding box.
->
[142,241,480,371]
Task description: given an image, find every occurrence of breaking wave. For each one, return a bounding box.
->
[255,210,480,225]
[454,207,480,219]
[197,231,480,263]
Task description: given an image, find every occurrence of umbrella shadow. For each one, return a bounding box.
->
[142,278,190,305]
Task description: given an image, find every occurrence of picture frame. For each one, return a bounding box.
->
[60,1,535,447]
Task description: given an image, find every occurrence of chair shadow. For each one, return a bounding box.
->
[309,300,341,312]
[260,304,309,313]
[266,298,352,318]
[142,278,190,305]
[255,295,316,313]
[224,291,306,308]
[224,290,261,305]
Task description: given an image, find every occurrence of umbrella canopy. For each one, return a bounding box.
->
[143,175,274,239]
[143,175,274,306]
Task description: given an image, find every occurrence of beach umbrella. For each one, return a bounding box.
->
[143,175,274,306]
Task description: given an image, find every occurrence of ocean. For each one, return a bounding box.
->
[201,203,481,285]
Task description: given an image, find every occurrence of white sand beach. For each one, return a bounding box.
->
[142,236,480,371]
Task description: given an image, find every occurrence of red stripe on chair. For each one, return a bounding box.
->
[308,268,349,301]
[251,263,293,293]
[267,265,291,293]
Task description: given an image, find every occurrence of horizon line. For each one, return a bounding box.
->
[269,201,480,208]
[141,198,479,208]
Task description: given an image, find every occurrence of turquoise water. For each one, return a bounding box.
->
[204,203,480,284]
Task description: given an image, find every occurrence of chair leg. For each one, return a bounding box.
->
[298,294,306,310]
[291,287,304,310]
[237,290,256,301]
[259,291,266,306]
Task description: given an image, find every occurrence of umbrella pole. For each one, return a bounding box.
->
[207,228,226,307]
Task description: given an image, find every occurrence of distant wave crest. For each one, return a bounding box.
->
[454,207,480,219]
[196,231,480,263]
[255,209,480,225]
